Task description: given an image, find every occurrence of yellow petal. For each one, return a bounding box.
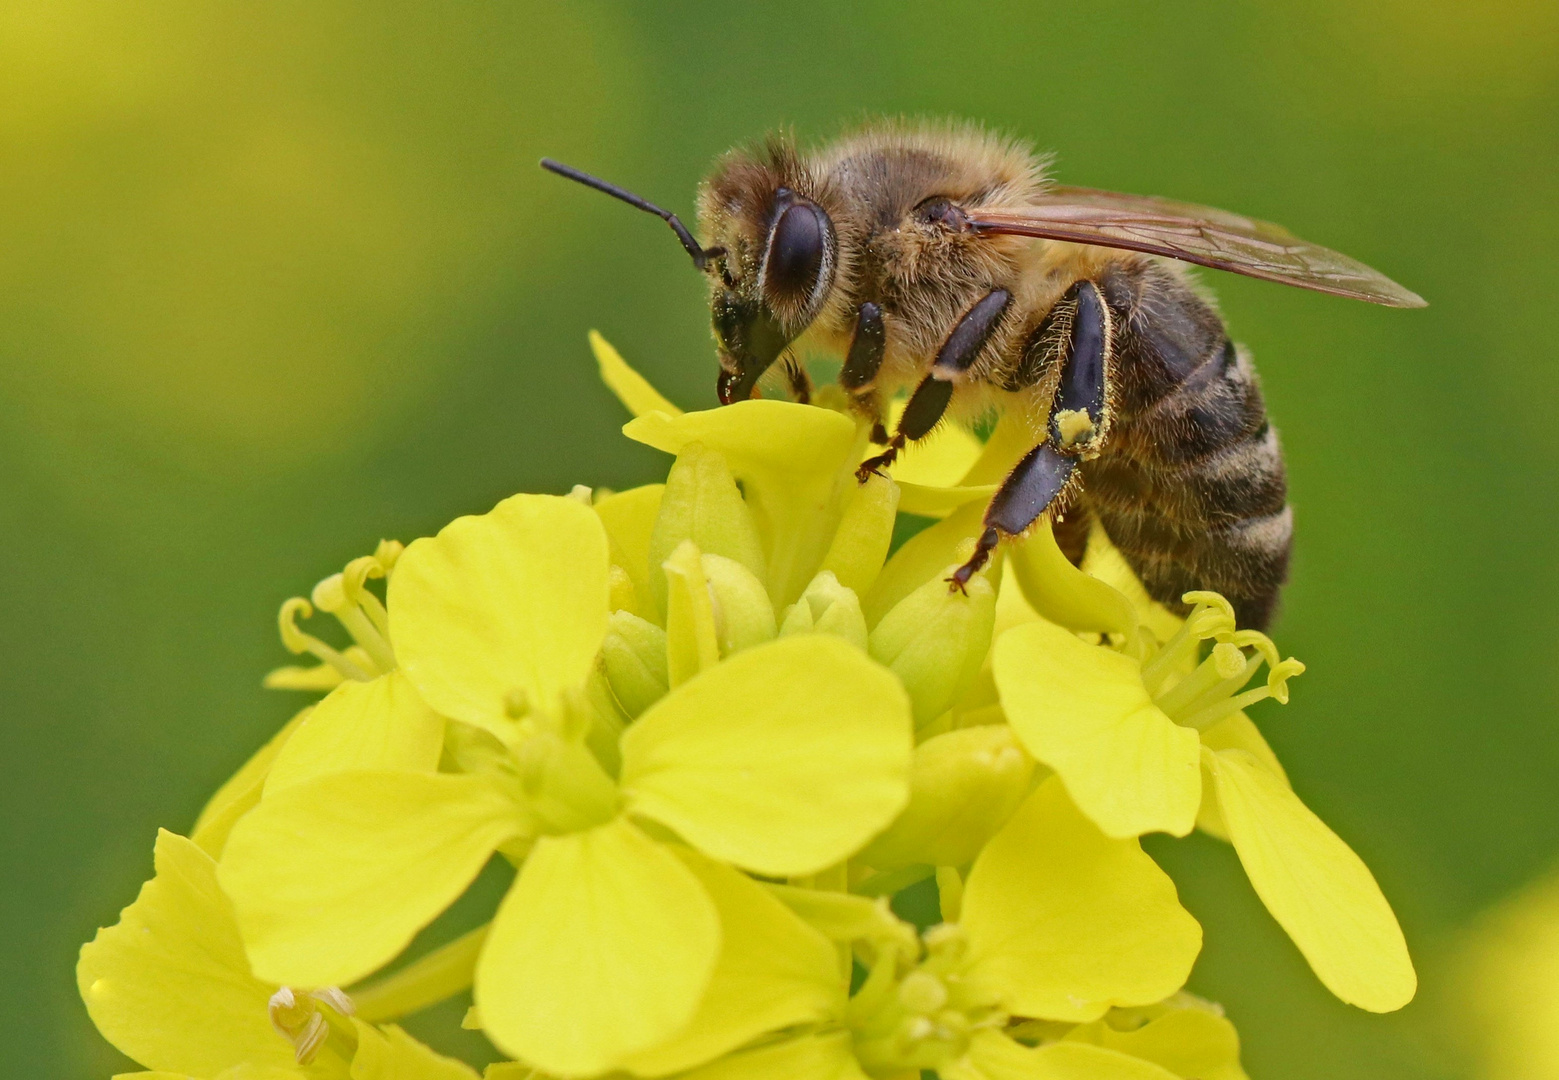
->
[961,779,1202,1022]
[590,330,683,418]
[77,831,294,1076]
[594,483,666,623]
[389,493,610,734]
[1195,712,1288,840]
[1008,519,1137,637]
[895,480,999,519]
[620,848,841,1076]
[861,724,1036,871]
[219,771,520,987]
[1203,748,1416,1012]
[350,1021,481,1080]
[265,671,443,794]
[676,1032,868,1080]
[476,818,719,1076]
[994,620,1200,838]
[861,500,987,628]
[1080,526,1184,645]
[626,400,860,607]
[954,1031,1180,1080]
[621,634,913,876]
[191,708,310,856]
[1068,1006,1247,1080]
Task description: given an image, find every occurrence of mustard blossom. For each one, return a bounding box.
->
[75,329,1419,1080]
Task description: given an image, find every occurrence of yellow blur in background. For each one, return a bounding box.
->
[1,2,1556,1079]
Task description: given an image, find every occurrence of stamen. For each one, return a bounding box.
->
[278,599,374,682]
[268,986,354,1065]
[342,555,392,640]
[372,539,405,576]
[312,573,396,674]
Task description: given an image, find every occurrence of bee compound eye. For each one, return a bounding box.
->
[762,200,832,311]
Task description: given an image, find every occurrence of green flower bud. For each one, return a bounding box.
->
[647,442,766,618]
[869,566,996,727]
[861,724,1035,870]
[601,610,669,719]
[701,553,776,657]
[780,570,868,651]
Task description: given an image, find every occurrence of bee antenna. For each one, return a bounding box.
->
[540,158,723,271]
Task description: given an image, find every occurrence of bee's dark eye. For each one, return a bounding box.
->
[762,200,832,311]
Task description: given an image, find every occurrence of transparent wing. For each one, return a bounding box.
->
[967,186,1426,307]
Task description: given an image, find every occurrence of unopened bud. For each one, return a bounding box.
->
[648,443,766,617]
[601,610,670,719]
[861,724,1034,870]
[702,553,776,658]
[819,472,900,596]
[869,568,996,727]
[780,570,868,651]
[663,540,720,687]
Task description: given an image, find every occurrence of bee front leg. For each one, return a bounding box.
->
[948,280,1111,591]
[856,289,1012,482]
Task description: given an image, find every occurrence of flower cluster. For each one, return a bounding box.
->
[78,333,1415,1080]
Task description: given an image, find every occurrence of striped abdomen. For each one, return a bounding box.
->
[1076,260,1292,630]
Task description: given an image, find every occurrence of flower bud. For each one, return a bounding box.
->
[819,473,900,597]
[647,442,766,618]
[780,570,868,651]
[662,540,720,687]
[869,567,996,728]
[701,553,776,657]
[860,724,1035,870]
[601,610,669,720]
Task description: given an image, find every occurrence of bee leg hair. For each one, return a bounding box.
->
[782,355,813,404]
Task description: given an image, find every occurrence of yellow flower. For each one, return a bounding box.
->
[83,331,1420,1080]
[77,829,477,1080]
[215,492,915,1077]
[990,522,1416,1014]
[611,777,1210,1080]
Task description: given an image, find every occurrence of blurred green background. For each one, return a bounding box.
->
[3,1,1555,1077]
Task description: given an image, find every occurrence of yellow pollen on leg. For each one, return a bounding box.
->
[1053,408,1096,449]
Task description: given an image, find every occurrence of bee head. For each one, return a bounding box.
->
[699,143,839,403]
[539,151,837,405]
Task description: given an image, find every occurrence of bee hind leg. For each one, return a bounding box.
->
[947,442,1079,592]
[948,278,1111,591]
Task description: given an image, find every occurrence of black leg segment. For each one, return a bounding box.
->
[1048,280,1111,452]
[840,302,886,391]
[855,373,954,481]
[932,289,1011,377]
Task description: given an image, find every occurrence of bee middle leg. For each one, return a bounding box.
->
[949,279,1111,591]
[856,289,1012,481]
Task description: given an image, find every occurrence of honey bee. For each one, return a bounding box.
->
[543,121,1423,630]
